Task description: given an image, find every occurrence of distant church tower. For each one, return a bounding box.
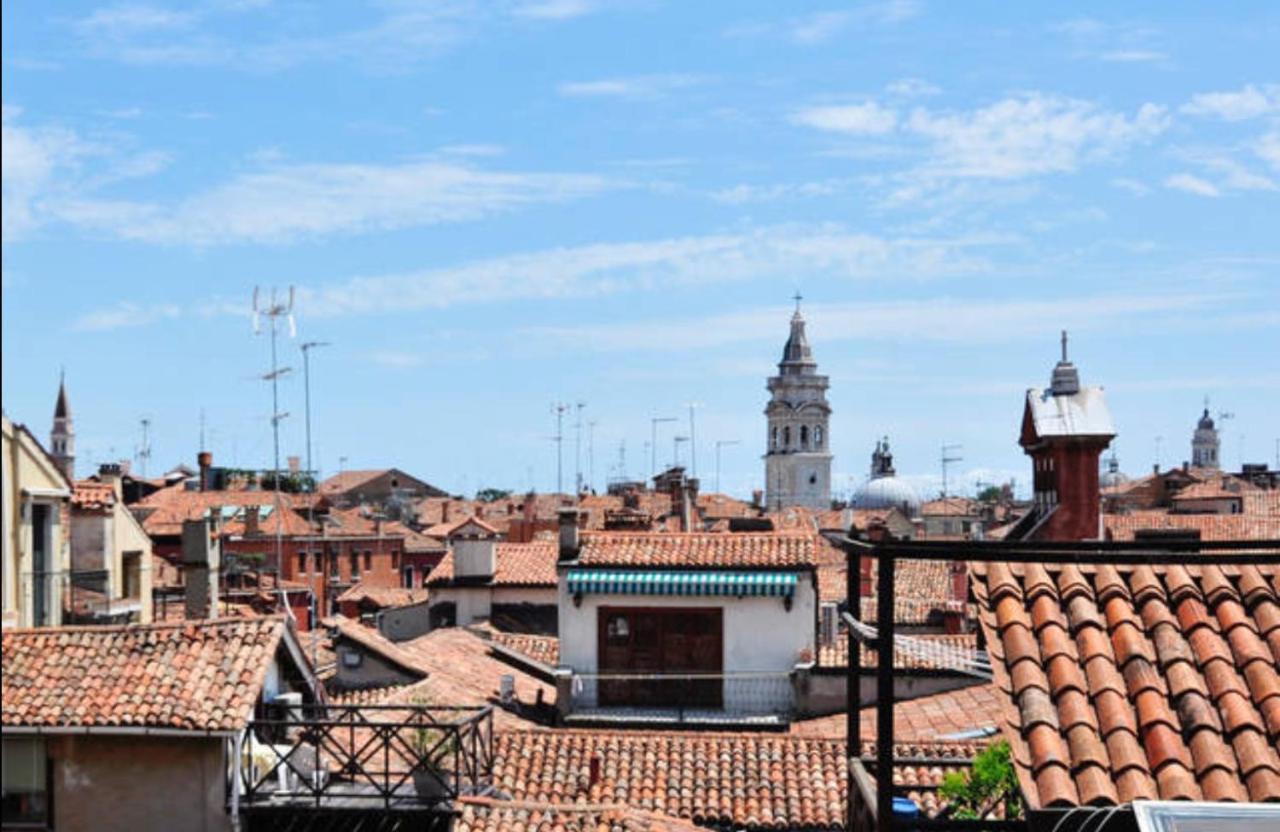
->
[51,372,75,480]
[1191,402,1220,469]
[764,297,832,510]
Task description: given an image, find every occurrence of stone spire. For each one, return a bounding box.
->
[778,295,817,376]
[51,370,75,480]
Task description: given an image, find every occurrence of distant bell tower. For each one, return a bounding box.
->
[51,371,75,480]
[764,295,832,510]
[1191,400,1220,470]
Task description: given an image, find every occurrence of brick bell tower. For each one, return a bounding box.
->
[1018,332,1115,541]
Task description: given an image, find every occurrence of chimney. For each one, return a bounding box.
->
[751,490,763,509]
[244,505,261,536]
[679,484,693,532]
[558,508,581,562]
[182,518,220,619]
[442,501,451,523]
[98,462,124,500]
[197,451,213,492]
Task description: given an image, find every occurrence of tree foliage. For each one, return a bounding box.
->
[475,488,513,502]
[977,485,1003,503]
[938,740,1022,819]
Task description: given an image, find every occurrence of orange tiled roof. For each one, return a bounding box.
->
[922,497,981,517]
[1172,477,1259,502]
[817,632,980,670]
[2,617,289,732]
[491,632,559,667]
[1105,511,1280,541]
[971,561,1280,807]
[790,683,1004,745]
[454,797,703,832]
[426,541,558,588]
[71,480,116,510]
[492,730,983,825]
[336,582,429,608]
[576,531,818,570]
[328,619,552,729]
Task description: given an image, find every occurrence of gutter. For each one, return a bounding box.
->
[2,725,238,738]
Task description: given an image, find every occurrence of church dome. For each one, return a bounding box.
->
[853,476,922,517]
[1197,408,1215,431]
[1100,468,1129,489]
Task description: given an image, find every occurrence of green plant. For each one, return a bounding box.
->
[475,488,512,502]
[938,740,1022,819]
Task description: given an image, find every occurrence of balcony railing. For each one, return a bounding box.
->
[230,702,494,814]
[21,570,141,626]
[563,671,794,726]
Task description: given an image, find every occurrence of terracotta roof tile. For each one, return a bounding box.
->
[971,561,1280,808]
[453,797,704,832]
[2,617,288,732]
[426,541,558,588]
[336,582,429,608]
[576,532,817,570]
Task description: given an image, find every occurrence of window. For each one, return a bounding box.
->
[122,551,142,599]
[401,566,415,589]
[2,737,49,826]
[350,553,360,579]
[770,427,778,449]
[297,551,308,575]
[783,426,791,448]
[800,425,809,449]
[328,552,339,580]
[363,551,372,572]
[814,426,823,448]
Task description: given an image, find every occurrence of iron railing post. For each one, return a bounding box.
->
[847,545,861,830]
[876,549,895,832]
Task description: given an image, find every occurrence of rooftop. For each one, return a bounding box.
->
[576,531,818,570]
[971,560,1280,807]
[2,617,294,732]
[426,540,559,587]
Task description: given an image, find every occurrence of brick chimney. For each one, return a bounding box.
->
[243,505,261,536]
[182,518,220,619]
[197,451,213,492]
[558,508,582,562]
[98,462,123,501]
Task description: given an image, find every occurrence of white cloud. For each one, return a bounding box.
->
[275,225,1001,320]
[438,143,506,157]
[709,180,849,204]
[526,292,1241,353]
[1,109,92,242]
[1182,84,1280,121]
[48,159,612,245]
[1203,158,1277,192]
[904,94,1169,180]
[510,0,594,20]
[791,102,898,135]
[788,11,853,44]
[1164,173,1220,197]
[74,5,198,38]
[1257,132,1280,169]
[1111,177,1151,197]
[1100,50,1166,63]
[370,350,426,368]
[886,78,940,97]
[71,301,182,332]
[556,74,703,99]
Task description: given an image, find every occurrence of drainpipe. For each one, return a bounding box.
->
[230,730,243,831]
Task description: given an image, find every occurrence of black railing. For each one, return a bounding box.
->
[231,703,494,814]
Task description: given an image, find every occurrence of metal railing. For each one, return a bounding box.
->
[230,702,494,813]
[566,671,794,722]
[22,570,141,626]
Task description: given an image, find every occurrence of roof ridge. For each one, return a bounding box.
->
[1,615,287,636]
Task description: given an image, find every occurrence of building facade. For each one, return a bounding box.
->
[3,415,72,629]
[763,303,833,511]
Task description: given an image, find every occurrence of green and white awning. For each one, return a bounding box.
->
[566,569,798,598]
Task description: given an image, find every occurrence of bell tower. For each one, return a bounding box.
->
[763,295,832,510]
[1191,399,1220,470]
[51,370,75,481]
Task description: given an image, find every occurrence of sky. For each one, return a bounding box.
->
[3,1,1278,501]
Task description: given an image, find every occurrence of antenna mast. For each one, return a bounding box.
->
[137,418,152,478]
[574,402,586,495]
[551,403,568,494]
[941,443,963,498]
[253,286,295,582]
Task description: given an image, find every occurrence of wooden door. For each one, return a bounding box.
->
[598,608,722,708]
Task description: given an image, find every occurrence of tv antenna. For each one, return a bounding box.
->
[587,420,597,494]
[650,416,677,479]
[550,403,568,494]
[137,417,152,478]
[941,443,963,498]
[253,286,295,581]
[574,402,587,495]
[673,435,690,468]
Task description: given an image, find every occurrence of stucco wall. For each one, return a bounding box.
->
[379,600,431,641]
[47,734,229,832]
[557,573,817,674]
[432,586,556,627]
[332,640,419,690]
[3,417,71,627]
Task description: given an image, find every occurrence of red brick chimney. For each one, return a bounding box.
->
[197,451,213,492]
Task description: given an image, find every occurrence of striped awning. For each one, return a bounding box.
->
[566,569,798,598]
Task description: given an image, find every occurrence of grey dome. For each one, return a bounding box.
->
[1100,469,1129,489]
[853,476,921,517]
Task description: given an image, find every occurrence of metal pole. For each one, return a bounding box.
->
[688,404,697,479]
[270,308,283,579]
[847,549,860,830]
[575,402,586,495]
[588,420,597,495]
[876,548,895,831]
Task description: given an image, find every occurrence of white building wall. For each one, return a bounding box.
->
[556,574,817,674]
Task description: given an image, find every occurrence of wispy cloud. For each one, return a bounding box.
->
[709,179,851,204]
[2,108,93,242]
[1164,173,1220,197]
[47,158,613,245]
[369,350,426,368]
[791,102,897,135]
[1182,84,1280,121]
[886,78,940,98]
[1258,131,1280,169]
[525,292,1247,352]
[71,301,182,332]
[510,0,594,21]
[556,74,704,99]
[1050,18,1167,65]
[726,1,920,43]
[1100,50,1167,64]
[73,4,199,38]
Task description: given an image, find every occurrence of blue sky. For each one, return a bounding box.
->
[3,1,1278,500]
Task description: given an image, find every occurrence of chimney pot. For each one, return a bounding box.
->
[558,508,582,562]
